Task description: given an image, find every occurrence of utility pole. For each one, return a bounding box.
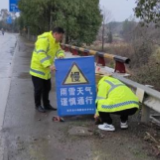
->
[102,23,105,51]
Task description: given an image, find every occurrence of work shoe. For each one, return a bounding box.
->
[98,123,115,131]
[120,121,128,129]
[36,106,46,113]
[44,104,57,111]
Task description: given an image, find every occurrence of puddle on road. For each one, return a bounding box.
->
[18,72,31,79]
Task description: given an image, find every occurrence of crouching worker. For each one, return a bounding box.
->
[95,76,139,131]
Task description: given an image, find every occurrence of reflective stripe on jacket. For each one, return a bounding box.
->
[30,31,65,80]
[96,76,139,113]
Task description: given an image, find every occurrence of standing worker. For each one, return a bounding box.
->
[30,27,65,113]
[95,76,139,131]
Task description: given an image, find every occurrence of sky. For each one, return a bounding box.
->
[0,0,9,10]
[99,0,136,21]
[0,0,136,22]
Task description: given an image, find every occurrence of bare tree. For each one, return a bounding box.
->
[101,7,112,51]
[0,9,9,21]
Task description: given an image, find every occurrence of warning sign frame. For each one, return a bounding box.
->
[62,62,89,85]
[55,56,96,116]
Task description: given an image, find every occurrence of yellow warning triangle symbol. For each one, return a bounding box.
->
[63,63,89,85]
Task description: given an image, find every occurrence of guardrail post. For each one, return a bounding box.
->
[64,46,70,52]
[115,61,126,73]
[71,49,78,55]
[136,88,150,123]
[82,52,89,56]
[141,105,150,123]
[97,56,105,66]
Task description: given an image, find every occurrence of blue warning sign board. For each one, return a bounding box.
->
[55,56,96,116]
[6,16,13,24]
[9,0,20,12]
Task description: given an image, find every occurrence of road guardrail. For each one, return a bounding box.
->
[61,43,130,73]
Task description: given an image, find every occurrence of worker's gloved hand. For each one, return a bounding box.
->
[94,114,99,119]
[94,114,103,125]
[50,65,56,72]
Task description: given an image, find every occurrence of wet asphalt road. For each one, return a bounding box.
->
[0,34,158,160]
[1,35,94,160]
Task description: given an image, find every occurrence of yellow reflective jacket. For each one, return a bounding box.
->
[30,31,65,80]
[96,76,139,114]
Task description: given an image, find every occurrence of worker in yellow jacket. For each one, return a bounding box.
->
[95,76,139,131]
[30,27,65,112]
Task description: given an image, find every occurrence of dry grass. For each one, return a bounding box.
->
[89,41,160,90]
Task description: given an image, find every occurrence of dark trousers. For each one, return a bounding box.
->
[32,76,51,107]
[99,108,137,124]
